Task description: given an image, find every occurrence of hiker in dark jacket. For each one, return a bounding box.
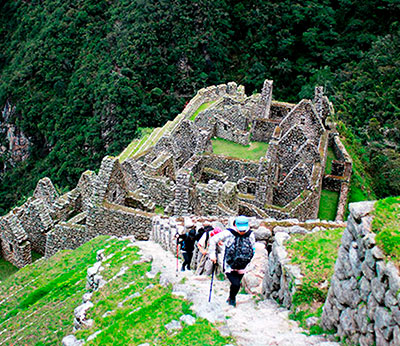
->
[177,228,196,271]
[209,216,255,307]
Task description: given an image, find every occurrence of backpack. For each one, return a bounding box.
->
[224,229,254,270]
[200,225,214,248]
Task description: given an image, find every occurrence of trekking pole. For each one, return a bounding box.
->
[176,243,179,277]
[208,263,216,302]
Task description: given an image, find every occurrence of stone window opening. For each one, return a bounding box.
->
[223,123,228,131]
[300,116,306,125]
[112,189,118,201]
[247,185,255,194]
[9,242,13,253]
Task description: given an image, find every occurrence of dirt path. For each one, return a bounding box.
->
[135,240,339,346]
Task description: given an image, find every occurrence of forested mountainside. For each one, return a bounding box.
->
[0,0,399,214]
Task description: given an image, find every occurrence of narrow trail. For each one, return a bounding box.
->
[135,240,339,346]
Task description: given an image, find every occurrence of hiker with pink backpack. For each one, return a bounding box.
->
[208,216,256,307]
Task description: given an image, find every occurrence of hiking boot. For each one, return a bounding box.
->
[226,298,236,307]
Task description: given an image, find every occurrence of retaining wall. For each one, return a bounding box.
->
[262,221,345,307]
[321,201,400,346]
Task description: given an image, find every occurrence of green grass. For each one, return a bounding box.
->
[372,196,400,264]
[325,147,338,174]
[211,138,269,161]
[318,190,339,221]
[0,236,233,346]
[0,257,18,282]
[118,127,153,162]
[189,101,215,121]
[286,228,344,333]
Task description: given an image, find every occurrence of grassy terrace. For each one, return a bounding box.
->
[318,190,339,221]
[324,147,338,175]
[0,236,231,345]
[211,138,269,161]
[189,101,215,121]
[372,196,400,264]
[0,251,42,282]
[0,258,18,282]
[286,228,344,334]
[118,128,153,162]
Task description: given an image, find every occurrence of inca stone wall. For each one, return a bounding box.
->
[269,101,294,120]
[251,118,280,143]
[262,221,346,308]
[33,177,59,210]
[323,133,352,221]
[321,201,400,346]
[87,203,153,241]
[0,213,31,268]
[202,155,259,182]
[17,198,53,255]
[256,79,273,118]
[45,222,88,258]
[0,79,349,269]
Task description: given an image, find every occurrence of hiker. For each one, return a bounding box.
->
[208,216,255,307]
[196,225,223,275]
[176,228,196,271]
[190,225,208,271]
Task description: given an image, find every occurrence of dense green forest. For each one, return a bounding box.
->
[0,0,399,214]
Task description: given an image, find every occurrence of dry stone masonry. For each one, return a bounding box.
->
[321,201,400,346]
[0,79,350,272]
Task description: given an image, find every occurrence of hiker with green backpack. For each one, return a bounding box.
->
[208,216,256,307]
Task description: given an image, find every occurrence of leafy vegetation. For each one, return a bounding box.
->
[286,228,344,333]
[318,190,339,221]
[0,236,232,345]
[0,0,399,214]
[372,196,400,264]
[211,138,269,161]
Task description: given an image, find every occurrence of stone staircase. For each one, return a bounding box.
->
[135,240,339,346]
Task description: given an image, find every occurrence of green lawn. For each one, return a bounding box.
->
[0,257,18,282]
[318,190,339,221]
[286,227,344,334]
[325,147,338,174]
[372,196,400,264]
[211,138,269,161]
[189,101,215,121]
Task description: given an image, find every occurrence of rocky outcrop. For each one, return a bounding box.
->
[321,201,400,346]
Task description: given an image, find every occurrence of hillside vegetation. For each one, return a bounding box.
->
[0,0,399,213]
[0,236,231,345]
[372,196,400,264]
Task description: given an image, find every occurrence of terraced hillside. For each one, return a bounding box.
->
[0,236,231,346]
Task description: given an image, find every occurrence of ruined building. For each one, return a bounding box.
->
[0,79,351,268]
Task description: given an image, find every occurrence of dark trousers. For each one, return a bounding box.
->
[182,251,193,270]
[226,271,244,301]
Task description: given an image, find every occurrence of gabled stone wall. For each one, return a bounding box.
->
[0,214,31,268]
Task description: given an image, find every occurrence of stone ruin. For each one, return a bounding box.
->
[0,78,351,269]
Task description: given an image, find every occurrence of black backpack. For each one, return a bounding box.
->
[224,229,254,270]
